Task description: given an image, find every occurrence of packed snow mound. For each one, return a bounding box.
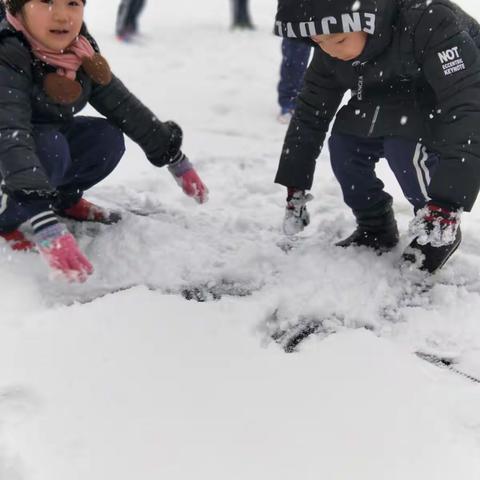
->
[1,289,480,480]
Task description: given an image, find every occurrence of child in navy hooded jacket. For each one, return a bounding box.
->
[274,0,480,273]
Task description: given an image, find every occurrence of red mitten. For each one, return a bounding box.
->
[178,168,209,204]
[168,153,209,204]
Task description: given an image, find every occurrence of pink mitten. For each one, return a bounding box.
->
[34,224,93,282]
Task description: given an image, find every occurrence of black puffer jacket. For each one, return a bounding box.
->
[275,0,480,212]
[0,20,181,203]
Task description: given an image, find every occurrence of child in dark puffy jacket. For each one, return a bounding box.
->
[0,0,208,282]
[274,0,480,273]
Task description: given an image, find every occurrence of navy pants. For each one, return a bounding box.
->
[278,38,311,113]
[328,133,439,211]
[231,0,252,26]
[116,0,146,36]
[0,117,125,232]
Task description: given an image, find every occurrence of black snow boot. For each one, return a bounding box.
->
[336,199,399,252]
[402,203,462,273]
[403,229,462,273]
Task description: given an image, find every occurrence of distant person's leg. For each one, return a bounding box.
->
[231,0,253,29]
[116,0,131,38]
[277,38,311,122]
[238,0,253,26]
[116,0,145,41]
[129,0,146,34]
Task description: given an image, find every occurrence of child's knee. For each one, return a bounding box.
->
[328,134,349,169]
[328,133,348,155]
[99,121,125,150]
[33,130,71,185]
[94,120,126,164]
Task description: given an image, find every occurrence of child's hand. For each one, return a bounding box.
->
[176,169,209,204]
[34,224,94,283]
[283,189,313,236]
[168,152,209,204]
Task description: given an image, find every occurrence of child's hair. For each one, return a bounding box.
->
[5,0,87,15]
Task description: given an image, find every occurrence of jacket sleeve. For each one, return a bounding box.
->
[89,75,182,168]
[275,49,345,190]
[415,3,480,211]
[0,37,53,198]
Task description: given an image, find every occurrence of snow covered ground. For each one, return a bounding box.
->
[1,1,480,478]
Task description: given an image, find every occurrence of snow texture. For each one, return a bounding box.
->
[1,1,480,479]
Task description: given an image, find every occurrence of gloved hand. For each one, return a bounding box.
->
[168,152,209,204]
[283,189,313,236]
[402,202,462,273]
[34,223,93,282]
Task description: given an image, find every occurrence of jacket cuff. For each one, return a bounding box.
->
[29,210,60,234]
[33,222,68,245]
[168,152,192,177]
[148,121,183,167]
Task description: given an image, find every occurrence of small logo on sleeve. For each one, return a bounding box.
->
[438,47,466,76]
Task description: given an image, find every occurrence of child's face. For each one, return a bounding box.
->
[21,0,84,51]
[311,32,368,61]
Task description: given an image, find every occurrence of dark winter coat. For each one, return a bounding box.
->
[0,20,180,205]
[275,0,480,212]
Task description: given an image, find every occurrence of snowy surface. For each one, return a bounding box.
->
[1,1,480,479]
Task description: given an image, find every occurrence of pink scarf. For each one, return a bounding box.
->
[6,12,95,80]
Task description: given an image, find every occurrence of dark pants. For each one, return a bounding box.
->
[116,0,146,36]
[0,117,125,232]
[231,0,252,26]
[278,38,311,113]
[328,133,439,211]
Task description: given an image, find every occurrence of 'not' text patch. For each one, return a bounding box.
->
[437,46,466,76]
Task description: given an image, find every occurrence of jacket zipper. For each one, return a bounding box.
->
[368,105,381,136]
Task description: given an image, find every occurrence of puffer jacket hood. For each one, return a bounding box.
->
[274,0,398,59]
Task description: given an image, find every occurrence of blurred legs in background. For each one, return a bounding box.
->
[231,0,254,29]
[277,38,311,123]
[116,0,147,42]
